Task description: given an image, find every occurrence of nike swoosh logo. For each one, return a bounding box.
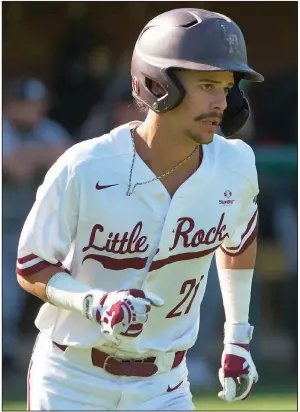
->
[96,183,118,190]
[167,380,183,392]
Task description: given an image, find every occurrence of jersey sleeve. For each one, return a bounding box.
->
[16,149,79,276]
[220,144,259,256]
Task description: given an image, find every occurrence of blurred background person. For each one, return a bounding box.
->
[3,76,72,376]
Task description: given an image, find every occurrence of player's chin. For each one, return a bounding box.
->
[196,131,215,145]
[202,134,215,144]
[186,129,215,145]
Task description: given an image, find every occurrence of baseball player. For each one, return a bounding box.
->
[17,9,263,410]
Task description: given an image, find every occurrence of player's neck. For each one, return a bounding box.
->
[135,115,199,175]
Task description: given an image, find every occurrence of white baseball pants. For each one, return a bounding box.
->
[27,333,195,410]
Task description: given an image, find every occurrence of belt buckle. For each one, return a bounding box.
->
[103,354,115,372]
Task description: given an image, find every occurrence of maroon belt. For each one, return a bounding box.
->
[53,341,185,377]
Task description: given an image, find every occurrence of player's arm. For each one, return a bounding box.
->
[215,143,259,402]
[215,237,256,328]
[217,143,258,332]
[217,235,256,269]
[17,265,66,302]
[215,241,258,403]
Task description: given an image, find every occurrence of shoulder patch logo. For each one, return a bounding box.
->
[220,190,234,205]
[224,190,232,199]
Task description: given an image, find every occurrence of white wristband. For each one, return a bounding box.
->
[218,269,253,324]
[224,323,254,344]
[46,272,105,319]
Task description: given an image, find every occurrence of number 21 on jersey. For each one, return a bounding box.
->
[166,276,204,318]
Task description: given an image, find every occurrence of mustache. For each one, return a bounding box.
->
[194,112,223,123]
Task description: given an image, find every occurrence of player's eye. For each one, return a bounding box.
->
[200,84,213,91]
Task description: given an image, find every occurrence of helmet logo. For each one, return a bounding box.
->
[152,102,158,110]
[132,77,140,96]
[227,34,239,54]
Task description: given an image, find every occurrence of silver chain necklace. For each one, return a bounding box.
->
[126,127,199,196]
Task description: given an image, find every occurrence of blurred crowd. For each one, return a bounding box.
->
[3,2,297,392]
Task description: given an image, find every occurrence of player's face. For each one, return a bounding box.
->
[174,70,235,144]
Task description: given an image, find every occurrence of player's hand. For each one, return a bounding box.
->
[83,289,164,339]
[220,84,250,137]
[218,343,258,402]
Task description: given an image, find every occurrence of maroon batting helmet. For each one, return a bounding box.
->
[131,8,264,113]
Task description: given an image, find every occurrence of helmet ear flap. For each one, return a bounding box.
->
[154,69,186,113]
[163,68,186,109]
[145,78,167,98]
[132,64,186,113]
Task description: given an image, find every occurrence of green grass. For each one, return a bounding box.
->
[194,393,297,410]
[3,401,26,411]
[2,393,297,411]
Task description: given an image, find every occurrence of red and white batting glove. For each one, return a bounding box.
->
[218,323,258,402]
[83,289,164,340]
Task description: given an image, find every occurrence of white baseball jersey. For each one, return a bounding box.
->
[17,121,258,357]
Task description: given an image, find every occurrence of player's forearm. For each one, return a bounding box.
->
[216,240,257,342]
[17,264,105,318]
[17,265,65,302]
